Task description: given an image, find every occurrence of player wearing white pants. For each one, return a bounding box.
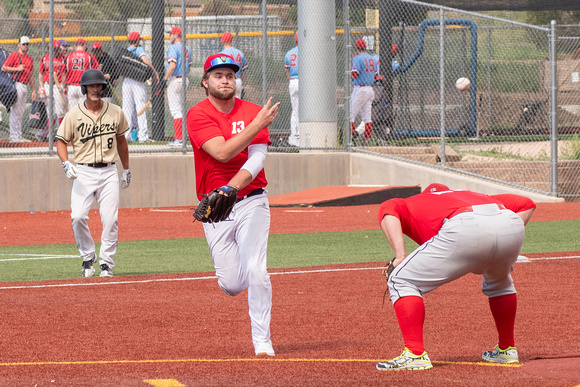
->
[122,77,149,141]
[350,39,379,141]
[71,164,120,269]
[350,85,374,133]
[9,82,29,140]
[284,35,299,147]
[164,26,192,147]
[203,192,272,343]
[56,69,131,278]
[67,85,84,109]
[187,53,280,356]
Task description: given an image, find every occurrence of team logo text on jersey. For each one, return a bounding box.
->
[77,121,118,143]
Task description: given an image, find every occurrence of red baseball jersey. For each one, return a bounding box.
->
[378,187,536,245]
[186,98,271,200]
[64,50,99,85]
[39,53,66,83]
[4,52,34,84]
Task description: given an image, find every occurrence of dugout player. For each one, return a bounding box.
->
[38,40,67,139]
[284,32,299,147]
[1,36,36,143]
[376,184,536,371]
[350,38,379,142]
[164,26,192,148]
[186,53,280,357]
[123,32,159,143]
[56,69,131,278]
[63,39,99,110]
[91,42,119,104]
[219,32,247,99]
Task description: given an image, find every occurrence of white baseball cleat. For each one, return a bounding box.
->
[99,264,113,277]
[82,255,96,278]
[253,340,275,357]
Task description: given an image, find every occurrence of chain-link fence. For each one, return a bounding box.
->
[1,1,579,199]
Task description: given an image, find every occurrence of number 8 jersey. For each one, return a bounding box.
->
[187,98,271,200]
[56,102,129,164]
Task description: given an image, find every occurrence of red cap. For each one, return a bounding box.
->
[91,42,102,50]
[355,39,366,49]
[423,183,450,193]
[168,26,182,36]
[392,44,398,55]
[294,32,298,42]
[75,38,86,45]
[128,32,141,41]
[204,53,240,73]
[221,32,233,43]
[53,41,61,49]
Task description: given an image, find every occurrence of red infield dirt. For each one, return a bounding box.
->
[0,195,579,386]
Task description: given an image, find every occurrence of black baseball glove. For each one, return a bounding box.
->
[193,185,239,223]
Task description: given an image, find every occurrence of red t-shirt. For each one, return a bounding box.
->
[186,98,271,200]
[377,188,536,245]
[4,52,34,84]
[64,50,99,85]
[39,53,66,83]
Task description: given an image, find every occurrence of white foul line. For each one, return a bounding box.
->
[0,255,578,291]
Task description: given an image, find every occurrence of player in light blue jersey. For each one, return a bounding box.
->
[350,38,379,141]
[284,32,299,147]
[220,32,248,99]
[164,26,192,147]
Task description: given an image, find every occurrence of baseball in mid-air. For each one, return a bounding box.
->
[455,77,471,92]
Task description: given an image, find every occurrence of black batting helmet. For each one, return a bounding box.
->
[80,69,108,95]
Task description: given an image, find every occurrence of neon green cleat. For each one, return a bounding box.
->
[482,345,519,363]
[376,348,433,371]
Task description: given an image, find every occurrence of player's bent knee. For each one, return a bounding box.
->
[218,281,244,296]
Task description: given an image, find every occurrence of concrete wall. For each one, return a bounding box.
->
[0,152,561,213]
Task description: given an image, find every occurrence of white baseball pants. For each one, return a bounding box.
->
[288,79,299,147]
[235,78,243,99]
[9,82,28,140]
[122,77,149,141]
[167,76,188,119]
[350,85,374,124]
[70,164,120,269]
[203,192,272,343]
[45,84,66,118]
[67,85,84,110]
[388,205,525,304]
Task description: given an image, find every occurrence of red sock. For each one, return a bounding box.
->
[364,122,373,139]
[489,293,517,349]
[394,296,425,355]
[351,122,356,137]
[173,118,183,141]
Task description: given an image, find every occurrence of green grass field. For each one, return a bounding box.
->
[0,220,578,283]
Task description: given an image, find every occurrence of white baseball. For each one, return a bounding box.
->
[455,77,471,92]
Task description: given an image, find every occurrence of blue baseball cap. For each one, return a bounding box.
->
[204,53,239,73]
[58,39,68,46]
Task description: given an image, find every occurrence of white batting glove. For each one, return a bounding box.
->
[62,160,78,180]
[120,169,131,189]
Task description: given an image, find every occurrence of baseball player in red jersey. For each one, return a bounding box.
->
[1,36,36,143]
[375,184,536,371]
[187,53,280,357]
[38,40,67,137]
[63,39,99,110]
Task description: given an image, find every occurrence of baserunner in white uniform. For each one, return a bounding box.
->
[56,69,131,278]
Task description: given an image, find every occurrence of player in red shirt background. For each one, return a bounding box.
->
[1,36,36,143]
[187,53,280,357]
[63,38,99,109]
[375,183,536,371]
[38,40,67,139]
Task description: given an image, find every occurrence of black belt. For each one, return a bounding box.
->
[79,162,115,168]
[236,188,265,203]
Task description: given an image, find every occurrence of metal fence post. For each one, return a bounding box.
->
[439,9,446,165]
[343,0,351,150]
[550,20,558,197]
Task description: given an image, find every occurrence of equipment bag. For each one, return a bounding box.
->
[0,48,18,110]
[29,100,47,129]
[115,49,152,82]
